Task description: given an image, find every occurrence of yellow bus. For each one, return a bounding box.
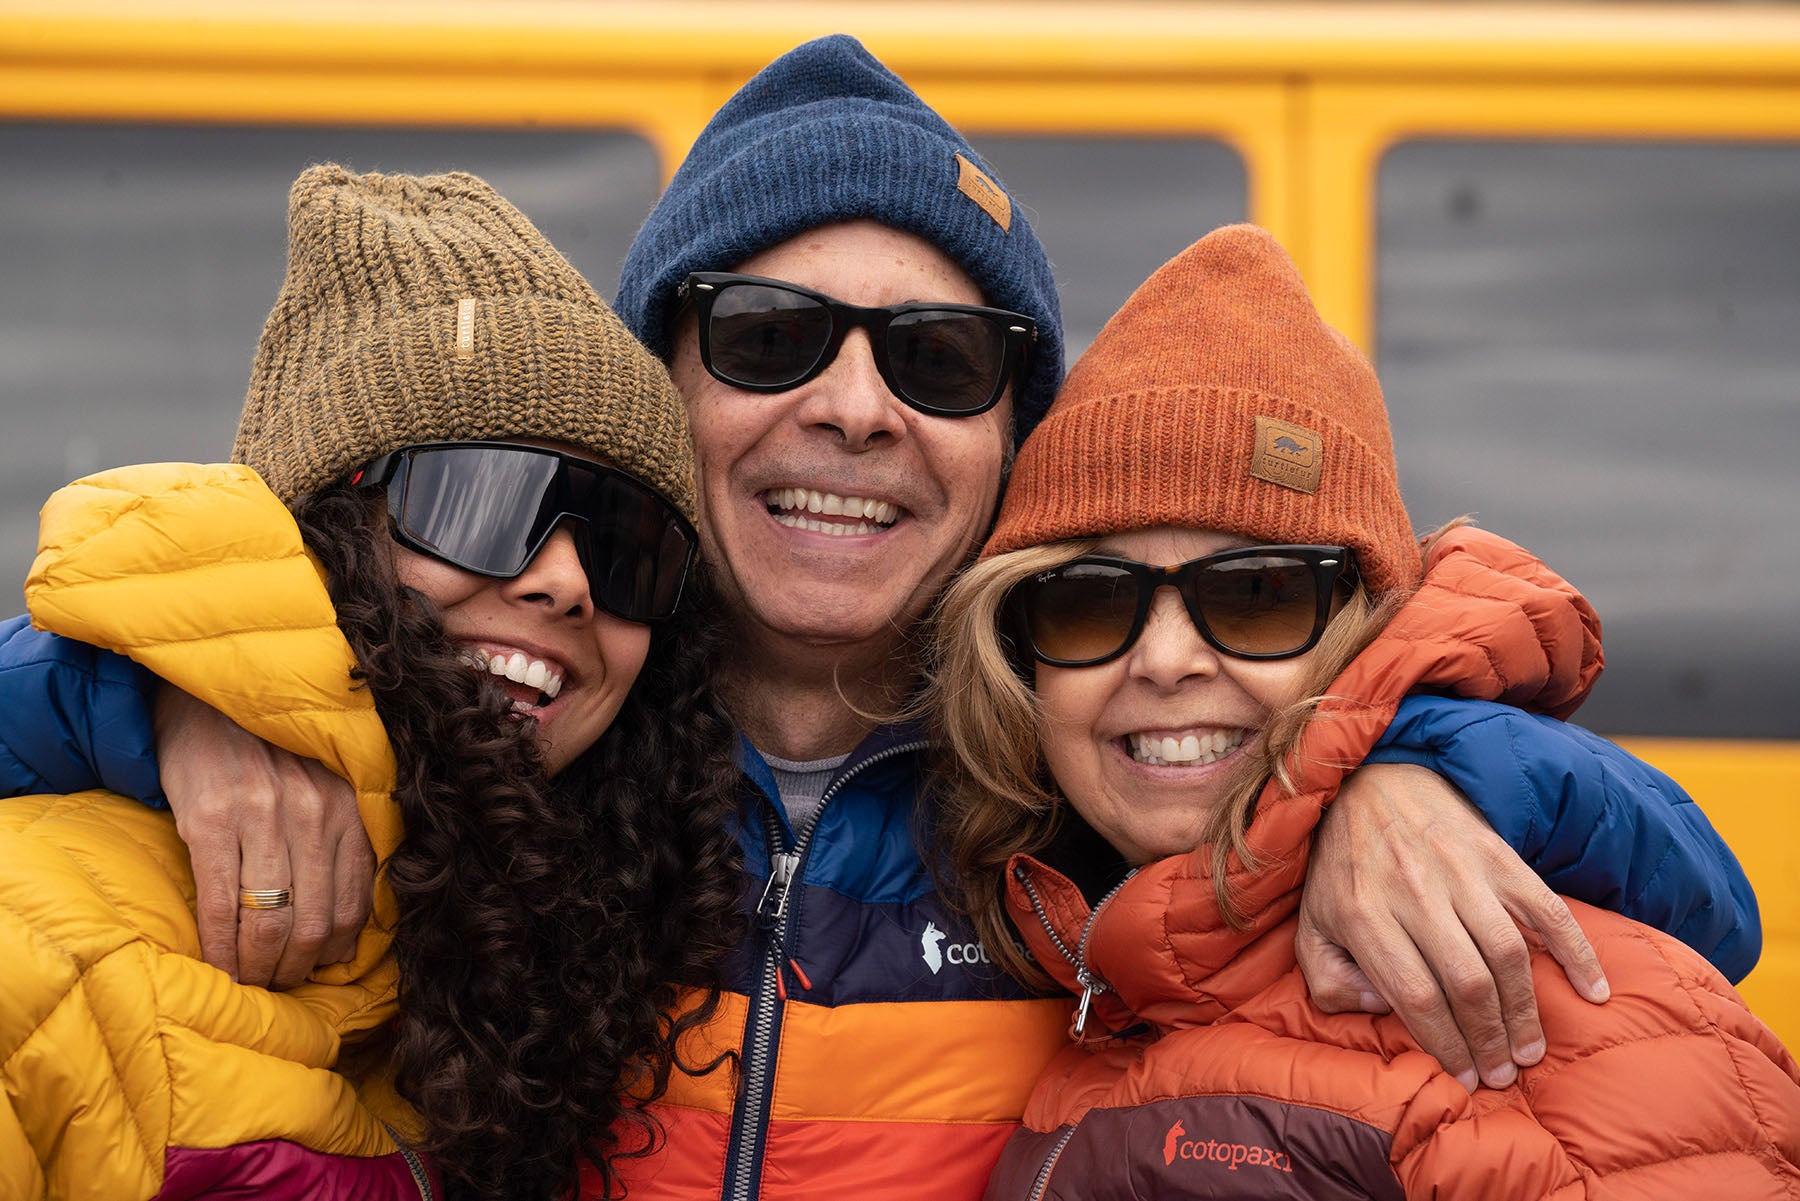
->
[3,0,1796,1043]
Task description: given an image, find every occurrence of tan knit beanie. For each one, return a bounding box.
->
[985,223,1421,596]
[234,164,695,521]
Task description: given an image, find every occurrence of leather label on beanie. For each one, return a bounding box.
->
[1251,417,1323,494]
[955,154,1012,231]
[454,297,476,358]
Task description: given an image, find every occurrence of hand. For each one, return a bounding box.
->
[1296,762,1610,1091]
[153,683,374,989]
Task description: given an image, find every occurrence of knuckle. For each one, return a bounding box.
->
[1307,981,1356,1013]
[1441,960,1495,1006]
[1485,930,1532,974]
[289,919,332,949]
[1539,899,1583,938]
[1389,974,1443,1016]
[240,914,291,954]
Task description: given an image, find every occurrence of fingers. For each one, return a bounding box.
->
[183,816,243,981]
[1419,903,1521,1089]
[233,791,294,990]
[1295,913,1391,1016]
[270,807,331,990]
[154,682,373,989]
[323,824,377,965]
[1354,934,1483,1093]
[1514,888,1610,1006]
[1307,761,1585,1091]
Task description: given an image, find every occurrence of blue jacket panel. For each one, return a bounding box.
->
[1368,694,1760,983]
[728,726,1038,1005]
[0,615,163,806]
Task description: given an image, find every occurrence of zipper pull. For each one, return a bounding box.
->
[756,850,801,930]
[1069,969,1098,1041]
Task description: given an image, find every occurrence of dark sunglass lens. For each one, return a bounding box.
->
[1191,555,1320,656]
[887,311,1006,412]
[1026,564,1140,664]
[398,447,559,575]
[580,476,694,621]
[707,284,833,387]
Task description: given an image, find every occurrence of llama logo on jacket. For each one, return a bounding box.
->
[921,921,947,974]
[919,921,995,975]
[1163,1120,1186,1166]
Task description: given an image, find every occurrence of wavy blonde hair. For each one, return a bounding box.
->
[926,535,1414,989]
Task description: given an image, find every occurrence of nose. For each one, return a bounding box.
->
[791,328,909,451]
[503,523,594,620]
[1127,586,1220,689]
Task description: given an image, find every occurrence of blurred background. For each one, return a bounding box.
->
[2,0,1796,1027]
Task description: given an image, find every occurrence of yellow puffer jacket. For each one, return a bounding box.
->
[1,464,434,1200]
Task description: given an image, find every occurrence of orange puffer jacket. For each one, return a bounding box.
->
[988,528,1800,1200]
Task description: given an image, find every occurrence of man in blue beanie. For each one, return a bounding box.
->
[56,31,1757,1201]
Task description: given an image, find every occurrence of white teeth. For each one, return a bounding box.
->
[767,488,898,526]
[770,512,886,536]
[465,646,565,704]
[1128,729,1247,767]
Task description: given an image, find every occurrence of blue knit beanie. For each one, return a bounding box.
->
[616,34,1064,442]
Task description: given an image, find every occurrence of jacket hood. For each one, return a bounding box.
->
[26,462,402,1007]
[1005,526,1602,1034]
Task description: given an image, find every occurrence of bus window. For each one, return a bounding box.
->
[968,136,1247,357]
[0,124,661,606]
[1376,139,1800,739]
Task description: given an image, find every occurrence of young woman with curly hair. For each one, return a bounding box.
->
[929,225,1798,1199]
[0,165,742,1201]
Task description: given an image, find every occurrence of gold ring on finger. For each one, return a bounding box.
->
[238,887,294,909]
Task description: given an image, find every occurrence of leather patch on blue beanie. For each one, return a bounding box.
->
[955,153,1012,231]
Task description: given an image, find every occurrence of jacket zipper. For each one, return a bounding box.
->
[721,739,929,1201]
[1013,864,1137,1040]
[1026,1124,1077,1201]
[382,1122,434,1201]
[1010,866,1137,1201]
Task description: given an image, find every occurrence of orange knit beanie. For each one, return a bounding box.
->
[984,223,1421,596]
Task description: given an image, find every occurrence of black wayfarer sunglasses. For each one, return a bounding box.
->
[679,271,1035,417]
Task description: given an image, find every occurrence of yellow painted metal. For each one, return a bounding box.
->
[1301,78,1800,352]
[1621,739,1800,1054]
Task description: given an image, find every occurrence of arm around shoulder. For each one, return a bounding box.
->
[1367,694,1759,981]
[0,614,164,805]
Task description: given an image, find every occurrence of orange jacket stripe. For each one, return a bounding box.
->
[659,993,1071,1122]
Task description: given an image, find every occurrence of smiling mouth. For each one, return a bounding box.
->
[461,647,565,712]
[764,487,901,536]
[1126,728,1247,767]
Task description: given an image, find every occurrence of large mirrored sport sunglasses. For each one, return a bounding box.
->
[1010,545,1359,668]
[679,271,1036,417]
[350,441,697,623]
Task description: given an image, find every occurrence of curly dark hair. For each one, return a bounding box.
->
[291,485,744,1201]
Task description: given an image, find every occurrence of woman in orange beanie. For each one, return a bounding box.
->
[930,224,1800,1198]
